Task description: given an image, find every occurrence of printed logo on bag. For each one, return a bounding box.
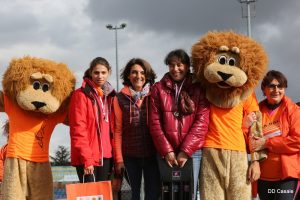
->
[76,195,103,200]
[172,171,181,179]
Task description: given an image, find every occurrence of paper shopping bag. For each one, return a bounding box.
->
[66,180,113,200]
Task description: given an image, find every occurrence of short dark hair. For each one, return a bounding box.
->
[120,58,157,86]
[261,70,288,92]
[83,57,111,79]
[164,49,190,67]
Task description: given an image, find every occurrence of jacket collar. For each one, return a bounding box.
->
[120,85,151,97]
[281,96,299,114]
[102,81,116,97]
[120,86,132,96]
[161,72,194,91]
[82,78,116,97]
[260,95,298,113]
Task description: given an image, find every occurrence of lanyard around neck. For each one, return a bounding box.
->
[174,79,185,105]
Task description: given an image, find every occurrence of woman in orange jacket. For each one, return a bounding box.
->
[251,70,300,200]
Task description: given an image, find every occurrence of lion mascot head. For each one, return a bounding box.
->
[2,56,76,114]
[191,31,268,108]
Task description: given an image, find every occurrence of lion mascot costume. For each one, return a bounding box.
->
[0,56,75,200]
[191,31,268,200]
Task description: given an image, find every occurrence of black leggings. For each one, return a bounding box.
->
[258,178,298,200]
[76,158,113,183]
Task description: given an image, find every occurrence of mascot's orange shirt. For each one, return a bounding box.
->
[4,94,67,162]
[204,93,259,151]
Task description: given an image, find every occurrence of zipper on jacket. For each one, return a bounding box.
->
[141,100,147,157]
[93,98,104,167]
[178,118,182,144]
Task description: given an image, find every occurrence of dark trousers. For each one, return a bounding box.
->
[124,156,161,200]
[76,158,113,183]
[258,178,298,200]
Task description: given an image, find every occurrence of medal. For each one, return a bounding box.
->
[173,111,179,117]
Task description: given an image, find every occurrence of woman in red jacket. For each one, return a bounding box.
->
[149,49,210,200]
[251,70,300,200]
[69,57,116,182]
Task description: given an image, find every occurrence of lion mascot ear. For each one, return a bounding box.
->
[191,31,268,108]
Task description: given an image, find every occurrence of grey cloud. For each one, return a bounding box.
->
[0,5,93,51]
[254,1,300,24]
[86,1,300,39]
[86,0,244,35]
[0,11,41,46]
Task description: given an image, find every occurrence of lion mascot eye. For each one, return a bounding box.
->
[218,55,227,65]
[42,83,50,92]
[228,57,236,66]
[33,81,41,90]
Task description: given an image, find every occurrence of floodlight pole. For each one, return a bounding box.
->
[106,23,127,91]
[239,0,257,37]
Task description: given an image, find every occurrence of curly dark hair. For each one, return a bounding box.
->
[120,58,157,86]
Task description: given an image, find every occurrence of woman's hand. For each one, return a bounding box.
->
[84,165,94,175]
[243,112,257,128]
[165,152,178,167]
[247,161,261,182]
[115,162,125,175]
[251,136,266,151]
[177,151,188,167]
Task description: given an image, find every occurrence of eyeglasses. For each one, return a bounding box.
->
[267,84,284,90]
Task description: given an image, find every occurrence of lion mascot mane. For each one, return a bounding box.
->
[191,31,268,200]
[0,56,75,200]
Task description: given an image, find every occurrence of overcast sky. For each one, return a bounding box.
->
[0,0,299,155]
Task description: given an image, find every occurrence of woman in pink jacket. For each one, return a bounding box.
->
[149,49,210,200]
[69,57,116,182]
